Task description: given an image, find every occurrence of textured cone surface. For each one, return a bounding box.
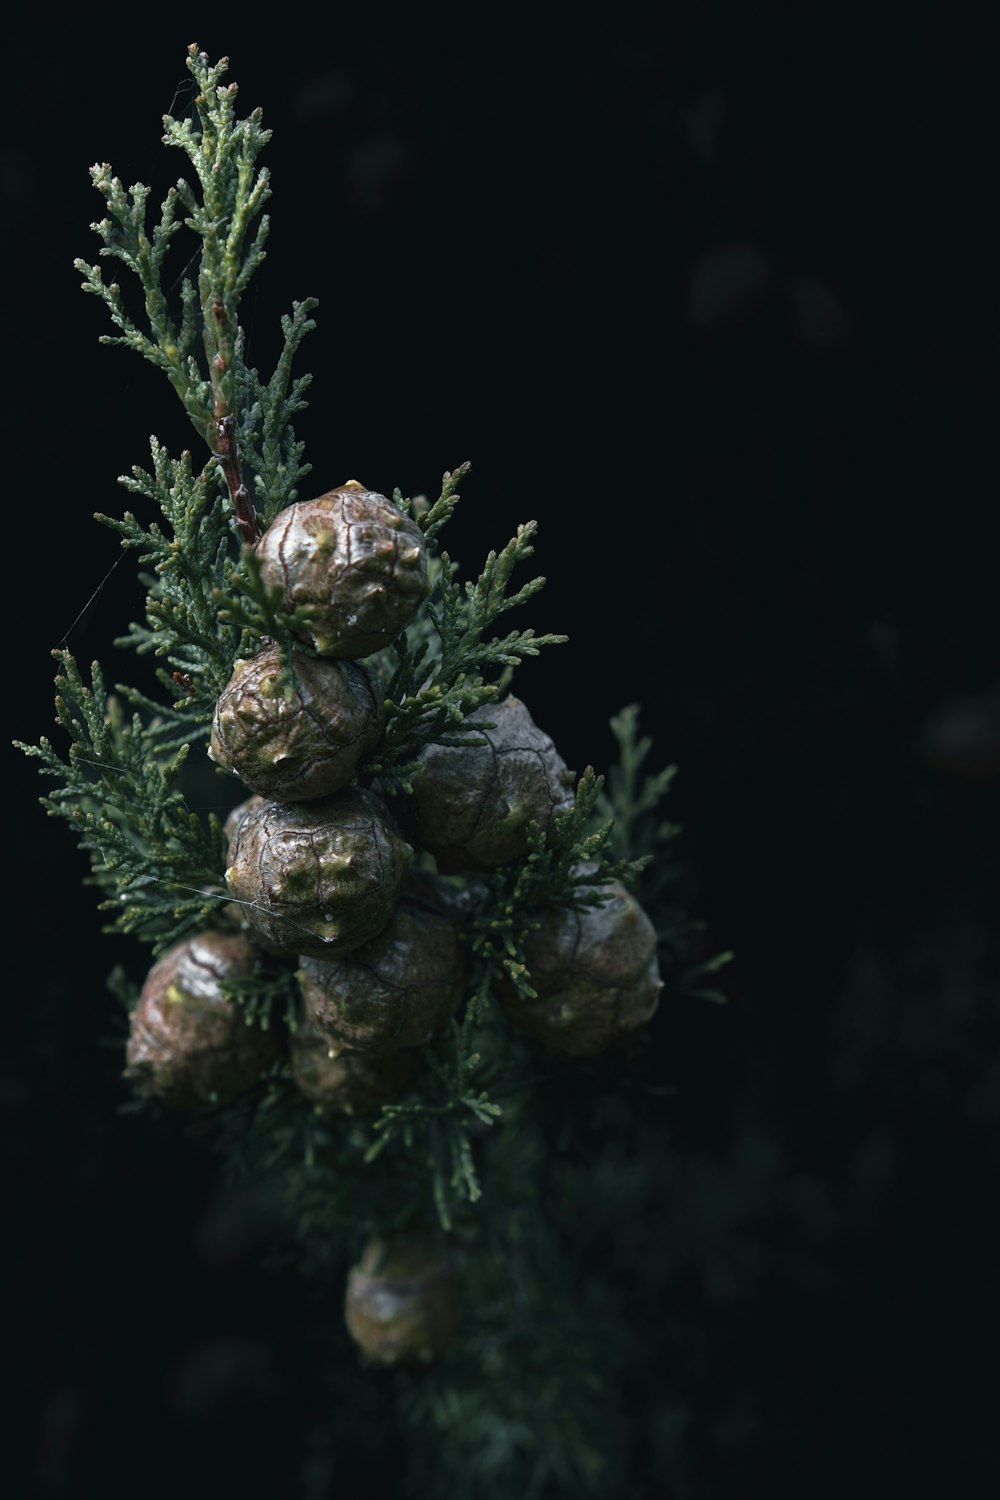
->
[298,872,466,1053]
[210,643,384,802]
[223,794,268,846]
[497,881,663,1055]
[220,796,296,952]
[124,931,280,1107]
[344,1236,462,1364]
[289,1010,419,1112]
[390,695,576,872]
[255,481,430,659]
[224,789,410,959]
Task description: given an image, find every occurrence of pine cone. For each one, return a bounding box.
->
[209,643,384,802]
[496,881,663,1055]
[389,695,576,872]
[124,931,281,1107]
[289,1009,419,1112]
[298,872,467,1053]
[224,789,411,959]
[344,1235,462,1364]
[255,480,430,658]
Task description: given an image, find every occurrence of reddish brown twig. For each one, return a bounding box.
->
[207,291,260,545]
[215,413,260,545]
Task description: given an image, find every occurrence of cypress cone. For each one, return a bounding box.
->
[298,871,467,1053]
[344,1235,462,1364]
[289,1009,420,1113]
[388,695,576,873]
[254,480,430,659]
[209,642,384,802]
[124,931,281,1107]
[496,880,664,1055]
[224,788,411,959]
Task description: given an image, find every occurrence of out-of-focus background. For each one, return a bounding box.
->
[5,4,1000,1495]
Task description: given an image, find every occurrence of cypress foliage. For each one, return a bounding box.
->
[15,44,728,1497]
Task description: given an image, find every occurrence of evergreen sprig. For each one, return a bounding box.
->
[597,703,734,1002]
[222,960,303,1033]
[213,540,335,648]
[415,460,471,543]
[76,47,271,446]
[470,764,649,998]
[21,44,320,949]
[597,702,681,868]
[233,300,317,528]
[15,44,726,1498]
[98,439,240,715]
[365,483,569,792]
[16,653,227,951]
[75,44,315,554]
[363,973,506,1230]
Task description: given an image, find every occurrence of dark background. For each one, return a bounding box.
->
[5,3,1000,1495]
